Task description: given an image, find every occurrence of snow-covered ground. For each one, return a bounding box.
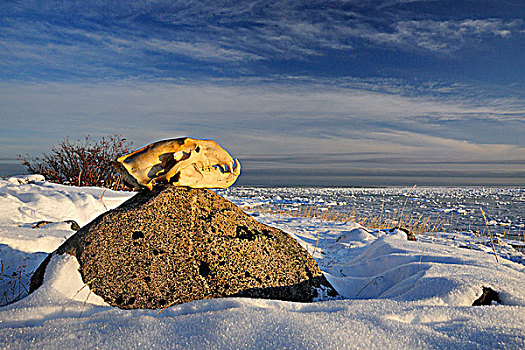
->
[0,175,524,349]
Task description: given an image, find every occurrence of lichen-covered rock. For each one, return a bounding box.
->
[31,186,337,309]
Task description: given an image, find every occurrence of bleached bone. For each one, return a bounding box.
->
[113,138,240,190]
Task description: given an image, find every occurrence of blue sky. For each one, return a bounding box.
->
[1,0,524,185]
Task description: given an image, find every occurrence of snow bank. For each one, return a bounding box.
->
[0,175,134,253]
[0,177,524,349]
[1,269,524,349]
[1,252,524,349]
[0,176,133,308]
[0,254,108,328]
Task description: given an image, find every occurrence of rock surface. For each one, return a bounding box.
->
[31,186,337,309]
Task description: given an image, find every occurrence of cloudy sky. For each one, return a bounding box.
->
[1,0,524,186]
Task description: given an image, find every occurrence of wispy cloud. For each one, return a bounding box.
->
[1,80,523,157]
[369,19,523,52]
[1,1,524,80]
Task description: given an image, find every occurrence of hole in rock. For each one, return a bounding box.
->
[132,231,145,240]
[115,295,124,304]
[198,261,211,277]
[236,226,256,241]
[126,297,135,306]
[159,299,167,306]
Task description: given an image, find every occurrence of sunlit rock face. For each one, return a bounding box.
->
[113,138,240,190]
[31,185,337,309]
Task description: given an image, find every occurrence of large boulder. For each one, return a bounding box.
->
[31,186,337,309]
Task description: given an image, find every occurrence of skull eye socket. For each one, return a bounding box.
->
[159,153,177,169]
[195,146,200,153]
[169,172,180,184]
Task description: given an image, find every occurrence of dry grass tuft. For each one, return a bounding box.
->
[0,257,31,306]
[481,207,499,264]
[254,203,445,236]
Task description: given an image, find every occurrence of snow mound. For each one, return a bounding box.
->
[0,176,133,227]
[324,229,525,306]
[0,254,108,328]
[250,214,525,307]
[0,177,134,253]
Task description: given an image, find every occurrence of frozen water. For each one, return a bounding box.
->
[219,186,525,241]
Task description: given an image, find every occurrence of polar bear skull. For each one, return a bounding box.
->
[113,138,240,190]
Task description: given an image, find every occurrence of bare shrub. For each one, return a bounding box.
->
[18,135,133,190]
